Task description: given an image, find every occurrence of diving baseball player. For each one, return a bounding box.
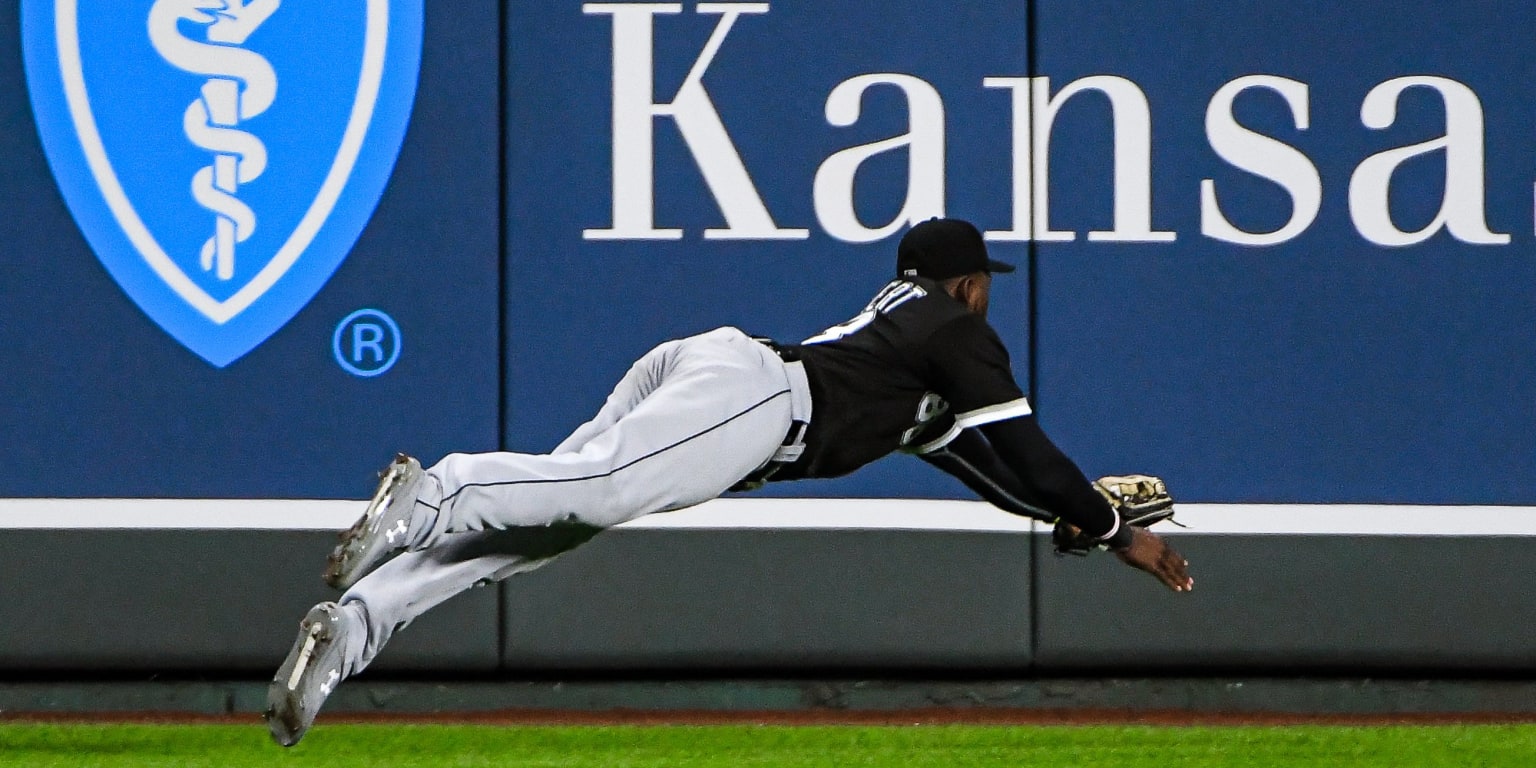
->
[265,218,1193,746]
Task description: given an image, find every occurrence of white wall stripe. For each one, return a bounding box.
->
[0,498,363,530]
[1,498,1534,536]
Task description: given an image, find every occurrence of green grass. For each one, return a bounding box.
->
[2,723,1535,767]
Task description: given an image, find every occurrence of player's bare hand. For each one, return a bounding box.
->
[1115,527,1193,592]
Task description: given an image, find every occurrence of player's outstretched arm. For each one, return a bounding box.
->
[976,416,1195,592]
[916,415,1195,592]
[975,416,1128,545]
[916,428,1056,522]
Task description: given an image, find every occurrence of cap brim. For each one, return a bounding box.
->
[986,258,1016,274]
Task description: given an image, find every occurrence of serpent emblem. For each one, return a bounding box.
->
[148,0,280,281]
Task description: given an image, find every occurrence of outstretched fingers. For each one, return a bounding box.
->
[1157,543,1194,592]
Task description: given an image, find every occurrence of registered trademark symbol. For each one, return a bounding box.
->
[333,308,401,377]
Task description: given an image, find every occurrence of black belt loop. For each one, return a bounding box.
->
[753,335,802,363]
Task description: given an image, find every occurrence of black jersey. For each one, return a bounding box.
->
[776,277,1033,480]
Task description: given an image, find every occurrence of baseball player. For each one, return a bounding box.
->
[265,217,1193,746]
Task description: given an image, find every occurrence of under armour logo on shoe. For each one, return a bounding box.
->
[319,669,340,696]
[384,519,408,544]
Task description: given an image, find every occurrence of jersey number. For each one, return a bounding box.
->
[900,392,951,447]
[803,281,927,344]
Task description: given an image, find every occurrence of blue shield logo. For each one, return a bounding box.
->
[22,0,423,367]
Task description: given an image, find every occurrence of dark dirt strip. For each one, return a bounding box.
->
[7,709,1536,726]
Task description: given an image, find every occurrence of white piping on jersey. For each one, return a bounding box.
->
[872,280,926,312]
[932,447,1054,523]
[953,397,1034,429]
[908,422,962,455]
[922,436,1118,539]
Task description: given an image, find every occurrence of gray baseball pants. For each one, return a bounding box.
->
[331,327,809,674]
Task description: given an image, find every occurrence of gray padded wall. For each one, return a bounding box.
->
[0,532,499,672]
[1034,535,1536,670]
[3,530,1534,674]
[499,530,1035,671]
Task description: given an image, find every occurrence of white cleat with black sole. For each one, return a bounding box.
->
[265,601,351,747]
[325,453,425,590]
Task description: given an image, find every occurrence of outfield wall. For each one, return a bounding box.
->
[3,501,1534,675]
[1,1,1533,673]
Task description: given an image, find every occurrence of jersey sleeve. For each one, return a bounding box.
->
[922,314,1031,427]
[977,417,1131,546]
[917,314,1129,547]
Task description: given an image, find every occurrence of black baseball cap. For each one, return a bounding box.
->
[896,218,1015,280]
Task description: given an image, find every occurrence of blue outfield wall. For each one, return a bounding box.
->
[1031,0,1536,504]
[505,0,1536,505]
[1,1,1535,675]
[3,0,1528,504]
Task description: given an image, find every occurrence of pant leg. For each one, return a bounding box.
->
[414,327,792,543]
[548,340,678,455]
[337,524,599,674]
[335,328,793,675]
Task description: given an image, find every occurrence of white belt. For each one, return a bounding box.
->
[772,357,812,464]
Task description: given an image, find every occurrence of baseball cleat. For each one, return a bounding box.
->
[325,453,425,590]
[265,602,351,747]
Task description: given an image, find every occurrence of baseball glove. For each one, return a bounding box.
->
[1052,474,1178,556]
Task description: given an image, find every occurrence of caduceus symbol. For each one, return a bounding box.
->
[148,0,280,281]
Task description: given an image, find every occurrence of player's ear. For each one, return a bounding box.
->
[957,271,990,315]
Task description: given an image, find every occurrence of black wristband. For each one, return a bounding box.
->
[1105,522,1135,551]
